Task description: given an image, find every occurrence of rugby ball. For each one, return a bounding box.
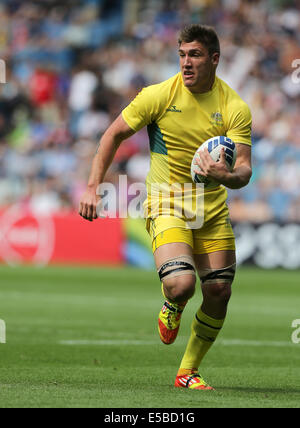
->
[191,136,236,188]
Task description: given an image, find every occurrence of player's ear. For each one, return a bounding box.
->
[211,52,220,67]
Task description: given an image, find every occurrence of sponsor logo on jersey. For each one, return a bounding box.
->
[166,105,182,113]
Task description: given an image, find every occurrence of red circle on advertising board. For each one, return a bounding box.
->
[0,204,55,266]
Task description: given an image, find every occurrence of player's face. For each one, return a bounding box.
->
[179,41,219,93]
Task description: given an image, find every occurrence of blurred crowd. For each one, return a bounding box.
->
[0,0,299,222]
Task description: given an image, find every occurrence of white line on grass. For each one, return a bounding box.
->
[59,338,295,347]
[59,340,157,346]
[219,339,293,347]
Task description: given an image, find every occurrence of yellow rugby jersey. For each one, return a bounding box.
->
[122,72,252,228]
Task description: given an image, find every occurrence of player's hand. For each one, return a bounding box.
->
[195,147,230,184]
[78,189,102,222]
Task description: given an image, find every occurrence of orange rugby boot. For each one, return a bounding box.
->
[158,300,186,345]
[174,373,214,390]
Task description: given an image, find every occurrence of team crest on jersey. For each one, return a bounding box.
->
[210,111,223,126]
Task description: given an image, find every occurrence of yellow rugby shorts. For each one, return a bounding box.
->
[147,216,235,255]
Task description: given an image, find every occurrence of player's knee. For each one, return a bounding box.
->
[204,282,232,304]
[158,255,196,303]
[200,264,235,305]
[164,274,196,303]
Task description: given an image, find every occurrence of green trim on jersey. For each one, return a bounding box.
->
[147,122,168,155]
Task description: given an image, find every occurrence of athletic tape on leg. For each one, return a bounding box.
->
[158,255,196,281]
[199,263,236,285]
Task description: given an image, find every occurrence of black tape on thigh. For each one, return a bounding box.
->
[158,259,195,281]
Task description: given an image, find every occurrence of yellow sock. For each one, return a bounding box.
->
[179,307,225,371]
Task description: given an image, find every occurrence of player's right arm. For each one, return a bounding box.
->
[79,83,164,221]
[78,114,135,221]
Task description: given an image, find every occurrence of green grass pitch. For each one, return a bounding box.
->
[0,264,300,408]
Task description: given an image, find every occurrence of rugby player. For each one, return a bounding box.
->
[79,24,252,390]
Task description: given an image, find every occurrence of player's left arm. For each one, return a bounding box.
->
[196,143,252,189]
[197,99,252,189]
[218,143,252,189]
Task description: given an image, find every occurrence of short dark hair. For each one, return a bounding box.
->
[178,24,220,56]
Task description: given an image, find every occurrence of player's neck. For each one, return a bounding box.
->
[186,75,216,94]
